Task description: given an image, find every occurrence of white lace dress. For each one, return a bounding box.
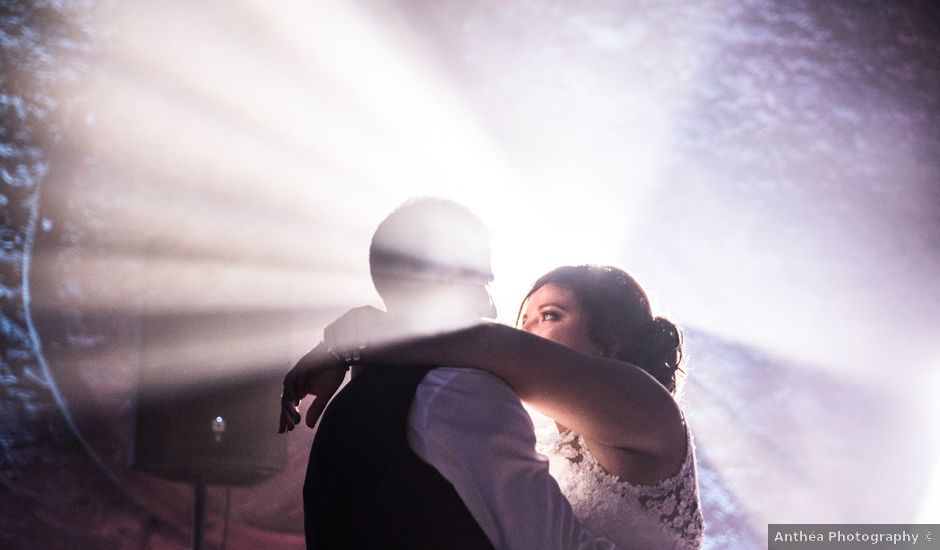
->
[537,423,704,549]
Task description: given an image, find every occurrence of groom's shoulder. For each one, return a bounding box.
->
[410,367,535,452]
[420,367,516,398]
[413,367,527,425]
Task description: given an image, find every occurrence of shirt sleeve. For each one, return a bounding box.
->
[408,367,616,550]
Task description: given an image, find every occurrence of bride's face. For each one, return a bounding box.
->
[519,283,603,357]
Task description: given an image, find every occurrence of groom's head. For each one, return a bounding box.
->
[369,198,495,323]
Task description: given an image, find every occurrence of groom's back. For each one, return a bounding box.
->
[303,365,494,549]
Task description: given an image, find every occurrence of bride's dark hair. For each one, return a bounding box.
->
[518,265,684,394]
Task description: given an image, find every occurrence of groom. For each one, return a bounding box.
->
[281,198,613,549]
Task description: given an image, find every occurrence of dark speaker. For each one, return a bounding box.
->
[130,310,290,486]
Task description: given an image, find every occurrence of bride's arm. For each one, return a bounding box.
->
[362,321,685,457]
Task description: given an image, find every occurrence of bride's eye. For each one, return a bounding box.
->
[541,310,560,322]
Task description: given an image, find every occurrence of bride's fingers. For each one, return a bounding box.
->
[283,406,302,432]
[278,405,294,433]
[279,387,303,432]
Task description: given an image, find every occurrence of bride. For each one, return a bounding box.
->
[511,265,703,549]
[292,264,704,549]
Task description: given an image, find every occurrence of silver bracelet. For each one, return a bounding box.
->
[327,345,367,364]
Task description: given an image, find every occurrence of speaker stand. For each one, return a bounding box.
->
[192,478,207,550]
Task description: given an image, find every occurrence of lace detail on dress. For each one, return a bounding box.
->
[543,425,704,549]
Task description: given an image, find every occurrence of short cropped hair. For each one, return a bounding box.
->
[369,198,493,297]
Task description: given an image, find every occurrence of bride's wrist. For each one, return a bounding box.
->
[326,343,367,366]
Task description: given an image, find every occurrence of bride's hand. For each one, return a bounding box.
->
[279,343,348,431]
[323,305,389,357]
